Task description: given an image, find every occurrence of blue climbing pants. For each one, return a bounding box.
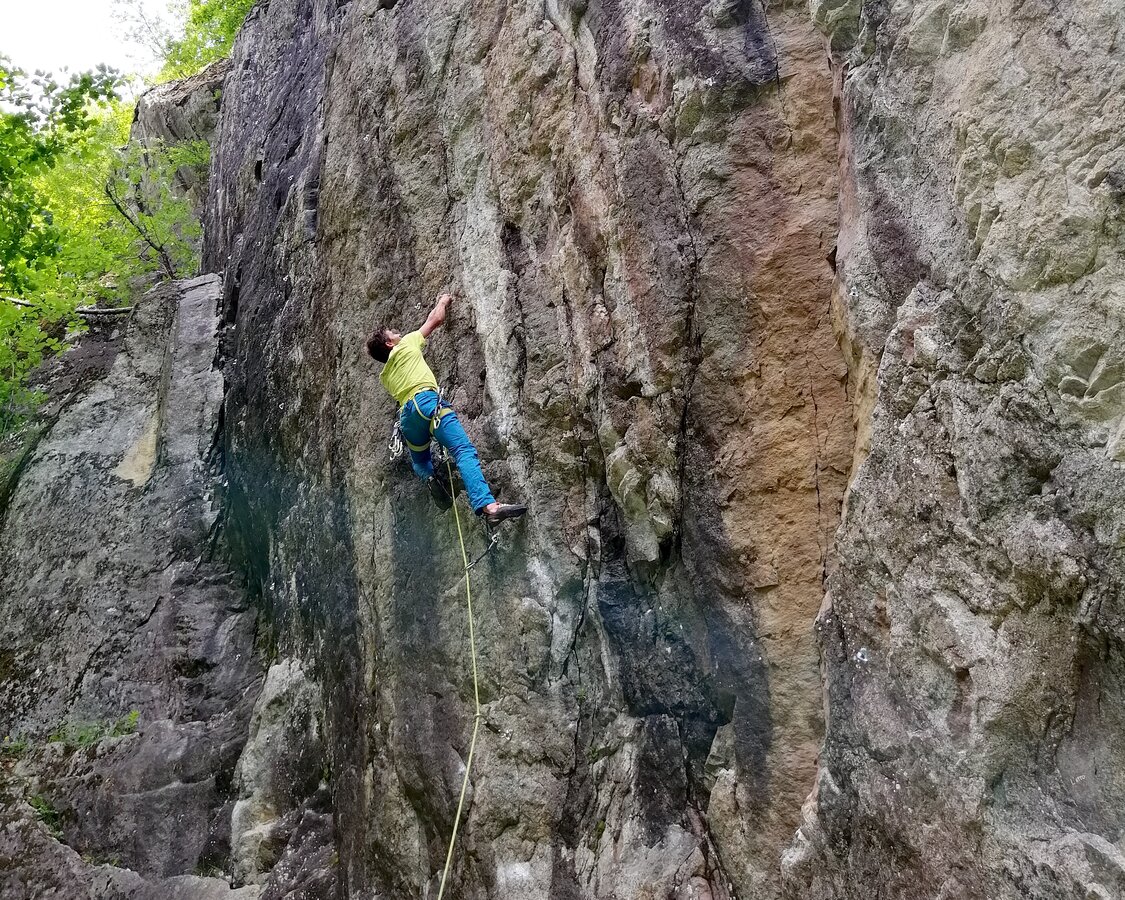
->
[400,390,496,512]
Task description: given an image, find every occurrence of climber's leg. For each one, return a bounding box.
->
[408,445,434,481]
[399,399,434,481]
[432,407,497,513]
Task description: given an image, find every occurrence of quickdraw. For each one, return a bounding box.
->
[387,421,404,462]
[463,526,501,575]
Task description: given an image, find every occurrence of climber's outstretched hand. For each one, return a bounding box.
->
[421,292,454,338]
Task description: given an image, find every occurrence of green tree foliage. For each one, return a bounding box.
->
[0,60,119,295]
[160,0,256,80]
[0,302,56,432]
[104,135,208,281]
[0,60,119,430]
[112,0,255,81]
[27,105,138,308]
[0,1,246,433]
[0,59,207,433]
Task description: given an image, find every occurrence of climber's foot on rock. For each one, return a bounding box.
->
[481,502,527,525]
[427,473,454,511]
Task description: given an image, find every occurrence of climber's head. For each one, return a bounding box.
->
[365,326,401,364]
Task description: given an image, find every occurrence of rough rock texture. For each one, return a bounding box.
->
[0,277,263,897]
[131,59,230,211]
[784,2,1125,899]
[230,659,327,886]
[7,0,1123,898]
[206,0,848,897]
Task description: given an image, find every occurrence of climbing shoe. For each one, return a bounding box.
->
[427,473,454,511]
[481,503,528,526]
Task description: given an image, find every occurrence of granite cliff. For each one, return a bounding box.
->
[0,1,1122,898]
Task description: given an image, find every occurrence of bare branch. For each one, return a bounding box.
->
[3,296,133,316]
[75,305,134,316]
[104,180,176,279]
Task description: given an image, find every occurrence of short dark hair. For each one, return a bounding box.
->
[365,326,394,363]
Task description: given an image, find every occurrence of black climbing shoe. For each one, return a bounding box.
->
[481,503,527,526]
[427,473,454,511]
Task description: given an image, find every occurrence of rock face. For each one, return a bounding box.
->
[0,274,338,899]
[131,59,230,212]
[785,2,1125,898]
[4,1,1123,898]
[206,0,848,896]
[229,659,328,889]
[0,277,263,898]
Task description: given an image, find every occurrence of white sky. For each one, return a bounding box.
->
[1,0,177,78]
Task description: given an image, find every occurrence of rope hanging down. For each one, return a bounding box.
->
[436,455,483,900]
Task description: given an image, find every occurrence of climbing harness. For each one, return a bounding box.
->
[436,453,482,900]
[388,388,501,571]
[388,390,454,462]
[402,390,455,453]
[388,391,447,476]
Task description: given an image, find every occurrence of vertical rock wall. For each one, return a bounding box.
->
[786,2,1125,898]
[206,0,849,896]
[131,59,230,213]
[0,277,263,898]
[7,0,1117,897]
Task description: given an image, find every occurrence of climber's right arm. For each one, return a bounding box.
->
[420,293,453,338]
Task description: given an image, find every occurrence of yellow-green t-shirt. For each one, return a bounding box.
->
[379,330,439,405]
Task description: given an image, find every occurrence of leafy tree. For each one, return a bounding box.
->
[112,0,254,81]
[104,134,207,280]
[0,60,120,295]
[160,0,256,80]
[26,104,138,308]
[0,60,120,430]
[0,302,56,432]
[112,0,188,71]
[1,113,206,431]
[1,1,246,433]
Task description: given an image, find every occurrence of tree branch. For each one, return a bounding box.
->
[104,180,176,279]
[3,296,134,316]
[75,305,135,316]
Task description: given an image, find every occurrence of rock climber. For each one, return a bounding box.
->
[366,292,528,526]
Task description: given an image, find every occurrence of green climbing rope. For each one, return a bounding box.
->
[436,455,482,900]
